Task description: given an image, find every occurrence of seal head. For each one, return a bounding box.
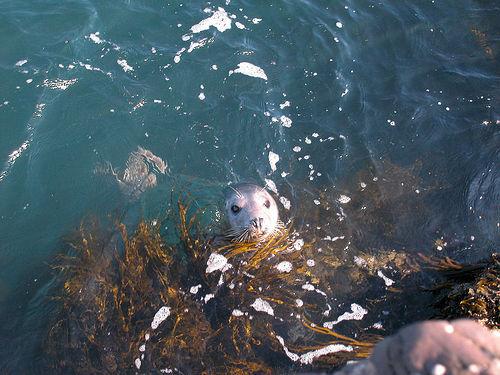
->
[224,183,280,242]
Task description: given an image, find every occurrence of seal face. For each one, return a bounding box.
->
[224,183,280,242]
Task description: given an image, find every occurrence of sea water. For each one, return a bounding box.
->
[0,0,498,372]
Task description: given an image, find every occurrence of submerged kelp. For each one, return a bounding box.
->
[420,253,500,329]
[45,202,378,374]
[46,219,176,373]
[43,190,498,374]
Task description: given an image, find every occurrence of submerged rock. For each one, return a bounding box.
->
[95,146,167,200]
[335,319,500,375]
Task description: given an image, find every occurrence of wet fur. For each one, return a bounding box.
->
[223,183,282,243]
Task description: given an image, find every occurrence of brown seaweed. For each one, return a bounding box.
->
[44,201,377,374]
[419,253,499,329]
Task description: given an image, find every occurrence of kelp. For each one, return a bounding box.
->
[44,201,378,374]
[46,219,178,373]
[419,253,500,329]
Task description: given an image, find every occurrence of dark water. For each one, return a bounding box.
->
[0,0,498,372]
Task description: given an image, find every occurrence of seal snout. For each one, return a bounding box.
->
[250,217,265,232]
[248,217,266,235]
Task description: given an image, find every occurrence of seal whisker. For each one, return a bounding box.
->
[228,185,243,199]
[234,229,249,243]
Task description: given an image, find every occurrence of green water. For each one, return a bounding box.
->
[0,0,498,372]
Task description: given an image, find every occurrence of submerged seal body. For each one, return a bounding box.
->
[224,182,281,242]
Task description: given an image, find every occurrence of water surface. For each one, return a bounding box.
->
[0,0,498,372]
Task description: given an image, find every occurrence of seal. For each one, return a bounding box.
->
[224,182,282,242]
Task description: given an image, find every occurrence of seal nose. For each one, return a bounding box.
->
[251,217,264,231]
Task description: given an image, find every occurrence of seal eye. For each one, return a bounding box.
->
[264,200,271,208]
[231,205,240,214]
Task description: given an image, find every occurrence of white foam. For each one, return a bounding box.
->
[323,303,367,328]
[77,62,107,74]
[187,38,208,53]
[377,270,395,286]
[300,344,353,364]
[233,62,268,80]
[151,306,171,330]
[191,7,232,33]
[204,293,214,303]
[42,78,77,90]
[232,309,244,317]
[135,358,141,369]
[276,336,300,361]
[251,298,274,316]
[117,59,134,72]
[338,195,351,204]
[279,100,290,109]
[279,196,291,210]
[276,335,352,364]
[190,284,202,294]
[0,138,31,183]
[275,261,293,273]
[235,22,245,29]
[217,274,224,286]
[206,253,229,273]
[88,32,103,44]
[15,59,28,67]
[268,151,279,172]
[353,256,367,267]
[279,115,292,127]
[302,283,315,291]
[293,238,304,251]
[264,178,278,194]
[324,235,345,242]
[323,303,332,317]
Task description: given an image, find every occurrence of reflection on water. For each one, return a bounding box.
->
[0,0,498,372]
